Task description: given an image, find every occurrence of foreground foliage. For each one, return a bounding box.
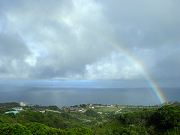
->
[0,103,179,135]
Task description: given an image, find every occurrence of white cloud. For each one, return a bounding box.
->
[83,52,143,80]
[0,0,179,80]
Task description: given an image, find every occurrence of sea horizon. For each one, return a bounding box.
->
[0,80,179,106]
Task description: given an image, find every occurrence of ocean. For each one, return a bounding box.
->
[0,80,179,106]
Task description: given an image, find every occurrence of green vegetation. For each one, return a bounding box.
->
[0,102,179,135]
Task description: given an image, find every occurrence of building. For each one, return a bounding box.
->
[5,107,23,115]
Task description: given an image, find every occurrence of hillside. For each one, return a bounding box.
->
[0,102,179,135]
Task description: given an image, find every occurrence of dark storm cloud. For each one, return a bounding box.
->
[101,0,180,47]
[0,0,179,80]
[154,47,180,79]
[0,33,29,57]
[0,32,31,78]
[100,0,180,79]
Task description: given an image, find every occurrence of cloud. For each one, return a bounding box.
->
[101,0,180,47]
[0,32,31,78]
[83,52,143,80]
[0,33,29,57]
[0,0,179,80]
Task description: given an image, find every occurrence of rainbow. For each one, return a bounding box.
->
[94,31,167,104]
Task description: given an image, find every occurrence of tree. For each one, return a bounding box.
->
[150,105,180,131]
[0,123,31,135]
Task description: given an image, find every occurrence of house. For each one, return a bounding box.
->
[97,112,102,115]
[5,111,19,115]
[12,107,23,111]
[5,107,23,115]
[78,108,86,113]
[20,102,26,107]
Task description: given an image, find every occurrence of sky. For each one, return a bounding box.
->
[0,0,180,82]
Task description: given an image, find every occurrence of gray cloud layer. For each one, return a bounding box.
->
[0,0,179,80]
